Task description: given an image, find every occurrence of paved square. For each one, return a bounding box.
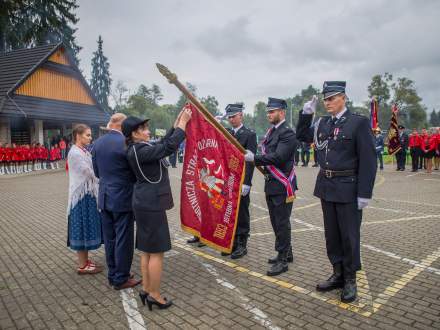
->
[1,165,439,329]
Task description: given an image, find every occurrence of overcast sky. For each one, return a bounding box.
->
[76,0,440,114]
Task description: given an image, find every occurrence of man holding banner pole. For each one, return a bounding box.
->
[244,97,298,276]
[221,103,257,259]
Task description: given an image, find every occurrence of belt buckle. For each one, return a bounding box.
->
[325,170,333,178]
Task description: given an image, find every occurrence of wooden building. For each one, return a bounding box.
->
[0,43,109,145]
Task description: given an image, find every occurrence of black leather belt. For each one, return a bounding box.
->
[320,169,357,178]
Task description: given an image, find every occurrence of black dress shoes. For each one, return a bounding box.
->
[267,260,288,276]
[187,236,200,244]
[316,263,344,292]
[268,248,293,264]
[341,278,357,303]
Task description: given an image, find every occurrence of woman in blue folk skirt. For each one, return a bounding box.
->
[67,124,103,275]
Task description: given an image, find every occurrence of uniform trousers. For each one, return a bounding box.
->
[321,200,362,277]
[410,147,421,171]
[266,194,293,254]
[235,194,250,240]
[100,210,134,286]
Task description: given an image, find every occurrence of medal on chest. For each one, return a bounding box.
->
[333,128,340,140]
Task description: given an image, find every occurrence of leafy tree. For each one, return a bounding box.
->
[200,95,219,116]
[367,73,393,129]
[430,109,440,127]
[150,84,163,105]
[90,35,111,112]
[367,73,427,129]
[111,80,128,113]
[253,101,269,138]
[0,0,81,63]
[392,77,426,129]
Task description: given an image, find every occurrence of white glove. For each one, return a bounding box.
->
[357,197,370,210]
[241,184,251,196]
[302,95,318,114]
[244,150,254,162]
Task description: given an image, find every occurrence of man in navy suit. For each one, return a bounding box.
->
[92,113,140,290]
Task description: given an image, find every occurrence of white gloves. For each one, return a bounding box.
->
[303,95,318,114]
[357,197,370,210]
[241,184,251,196]
[244,150,254,162]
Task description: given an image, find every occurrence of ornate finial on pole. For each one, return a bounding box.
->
[156,63,177,84]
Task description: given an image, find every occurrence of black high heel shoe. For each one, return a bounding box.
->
[138,290,149,306]
[146,295,173,311]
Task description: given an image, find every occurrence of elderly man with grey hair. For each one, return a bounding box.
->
[92,113,141,289]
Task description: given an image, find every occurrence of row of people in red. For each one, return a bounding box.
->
[0,143,62,175]
[408,128,440,173]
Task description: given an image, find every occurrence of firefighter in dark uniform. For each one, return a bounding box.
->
[244,98,298,276]
[220,103,257,259]
[296,81,377,303]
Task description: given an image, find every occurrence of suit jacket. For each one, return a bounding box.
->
[227,125,257,186]
[127,127,185,212]
[254,121,298,196]
[296,109,377,203]
[92,130,135,212]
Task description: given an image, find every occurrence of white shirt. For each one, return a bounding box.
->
[233,124,243,134]
[274,119,286,129]
[333,107,348,120]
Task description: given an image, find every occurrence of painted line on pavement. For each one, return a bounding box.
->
[201,262,281,330]
[120,288,147,330]
[374,197,440,208]
[174,242,373,318]
[364,214,439,226]
[363,244,440,276]
[372,247,440,313]
[250,202,320,223]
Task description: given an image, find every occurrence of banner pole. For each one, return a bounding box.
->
[156,63,265,175]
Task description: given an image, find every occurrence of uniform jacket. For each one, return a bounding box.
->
[399,132,409,151]
[226,125,257,186]
[296,109,377,203]
[92,130,136,212]
[375,134,384,153]
[254,121,298,196]
[127,127,185,212]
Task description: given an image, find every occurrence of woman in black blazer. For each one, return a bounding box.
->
[122,107,191,310]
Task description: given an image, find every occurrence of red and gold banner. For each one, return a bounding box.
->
[180,103,245,253]
[370,98,378,129]
[387,104,401,155]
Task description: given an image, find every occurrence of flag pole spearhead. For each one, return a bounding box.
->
[156,63,177,84]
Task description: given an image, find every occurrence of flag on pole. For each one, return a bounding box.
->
[387,104,401,155]
[370,98,379,129]
[180,103,245,253]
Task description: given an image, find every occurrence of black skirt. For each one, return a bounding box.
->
[424,150,435,159]
[134,209,171,253]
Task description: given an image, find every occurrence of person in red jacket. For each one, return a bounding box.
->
[419,129,428,170]
[434,127,440,171]
[29,143,36,171]
[41,145,49,170]
[4,143,12,174]
[24,144,32,173]
[10,143,19,174]
[421,130,437,174]
[408,128,422,172]
[49,144,61,169]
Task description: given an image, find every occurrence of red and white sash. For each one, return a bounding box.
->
[261,127,297,203]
